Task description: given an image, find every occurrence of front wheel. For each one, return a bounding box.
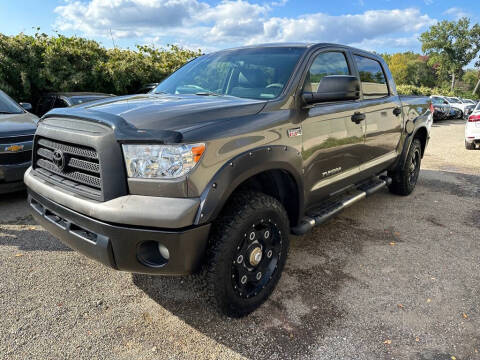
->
[388,138,422,196]
[207,191,289,317]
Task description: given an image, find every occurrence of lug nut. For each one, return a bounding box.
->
[249,232,255,241]
[236,255,243,263]
[256,272,262,280]
[264,230,270,239]
[267,250,273,258]
[241,275,247,284]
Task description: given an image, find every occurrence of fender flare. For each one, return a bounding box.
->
[394,125,429,172]
[194,145,304,225]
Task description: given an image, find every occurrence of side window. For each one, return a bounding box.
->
[354,55,389,99]
[304,52,350,93]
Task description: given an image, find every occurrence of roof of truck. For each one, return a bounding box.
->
[211,42,380,57]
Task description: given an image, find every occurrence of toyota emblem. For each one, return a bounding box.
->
[52,149,66,170]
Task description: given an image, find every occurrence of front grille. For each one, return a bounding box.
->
[0,150,32,165]
[33,137,103,200]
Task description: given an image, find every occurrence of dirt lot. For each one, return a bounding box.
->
[1,119,479,360]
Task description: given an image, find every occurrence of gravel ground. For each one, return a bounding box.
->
[1,119,479,360]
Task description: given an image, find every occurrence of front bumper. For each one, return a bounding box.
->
[28,190,211,275]
[0,162,30,194]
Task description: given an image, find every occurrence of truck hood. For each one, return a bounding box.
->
[48,93,265,130]
[0,112,38,138]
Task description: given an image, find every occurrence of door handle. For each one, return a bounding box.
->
[351,112,366,124]
[393,107,402,116]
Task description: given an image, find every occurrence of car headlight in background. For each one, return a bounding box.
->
[122,143,205,179]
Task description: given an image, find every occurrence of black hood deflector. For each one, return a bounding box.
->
[42,107,183,144]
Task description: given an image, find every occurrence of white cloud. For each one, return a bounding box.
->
[443,7,469,20]
[53,1,436,52]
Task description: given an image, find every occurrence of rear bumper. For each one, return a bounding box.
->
[0,162,30,193]
[28,190,211,275]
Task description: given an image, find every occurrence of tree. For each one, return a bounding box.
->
[382,52,436,87]
[419,18,480,91]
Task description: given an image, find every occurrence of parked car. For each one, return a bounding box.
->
[461,98,477,106]
[464,104,476,119]
[25,43,432,317]
[446,97,469,119]
[465,102,480,150]
[136,83,159,94]
[0,90,38,194]
[430,95,450,121]
[35,92,115,116]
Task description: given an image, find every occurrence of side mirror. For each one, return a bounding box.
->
[19,102,32,111]
[302,75,360,104]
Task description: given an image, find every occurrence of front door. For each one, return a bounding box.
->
[301,50,365,208]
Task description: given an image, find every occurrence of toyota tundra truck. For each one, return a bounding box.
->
[25,43,432,317]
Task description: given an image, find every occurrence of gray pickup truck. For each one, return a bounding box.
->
[25,43,432,317]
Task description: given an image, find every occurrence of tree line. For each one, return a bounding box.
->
[383,17,480,99]
[0,31,201,105]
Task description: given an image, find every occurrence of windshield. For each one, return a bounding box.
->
[431,97,444,105]
[153,47,306,100]
[0,90,23,114]
[69,96,110,105]
[447,97,460,103]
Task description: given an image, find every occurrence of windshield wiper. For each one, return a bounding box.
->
[194,91,221,97]
[0,111,17,114]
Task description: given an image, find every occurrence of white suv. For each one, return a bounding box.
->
[465,102,480,150]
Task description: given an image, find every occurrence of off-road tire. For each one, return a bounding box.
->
[207,191,289,317]
[388,138,422,196]
[465,140,475,150]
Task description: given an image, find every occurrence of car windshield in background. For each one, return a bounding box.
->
[153,47,306,100]
[0,90,23,114]
[69,96,110,105]
[447,97,460,103]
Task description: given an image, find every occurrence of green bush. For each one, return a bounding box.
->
[0,32,202,105]
[396,84,479,99]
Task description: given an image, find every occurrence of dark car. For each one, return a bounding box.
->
[0,90,38,194]
[25,43,432,317]
[430,96,450,121]
[35,92,115,116]
[136,83,159,94]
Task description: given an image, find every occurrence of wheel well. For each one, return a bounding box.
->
[414,127,428,157]
[234,169,300,226]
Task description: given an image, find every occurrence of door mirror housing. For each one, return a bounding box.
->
[302,75,360,104]
[19,102,32,111]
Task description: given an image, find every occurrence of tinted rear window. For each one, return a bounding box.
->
[354,55,389,99]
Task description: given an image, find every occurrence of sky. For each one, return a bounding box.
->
[0,0,478,55]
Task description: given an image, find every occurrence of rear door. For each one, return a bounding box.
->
[352,54,403,165]
[301,49,365,207]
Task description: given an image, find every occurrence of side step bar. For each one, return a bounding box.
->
[291,175,392,235]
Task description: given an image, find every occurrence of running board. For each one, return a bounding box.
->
[291,175,391,235]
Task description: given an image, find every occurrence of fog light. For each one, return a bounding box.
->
[137,241,169,268]
[158,244,170,260]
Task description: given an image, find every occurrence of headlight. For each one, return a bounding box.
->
[122,143,205,179]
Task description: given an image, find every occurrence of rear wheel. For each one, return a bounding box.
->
[465,140,475,150]
[388,138,422,196]
[207,191,289,317]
